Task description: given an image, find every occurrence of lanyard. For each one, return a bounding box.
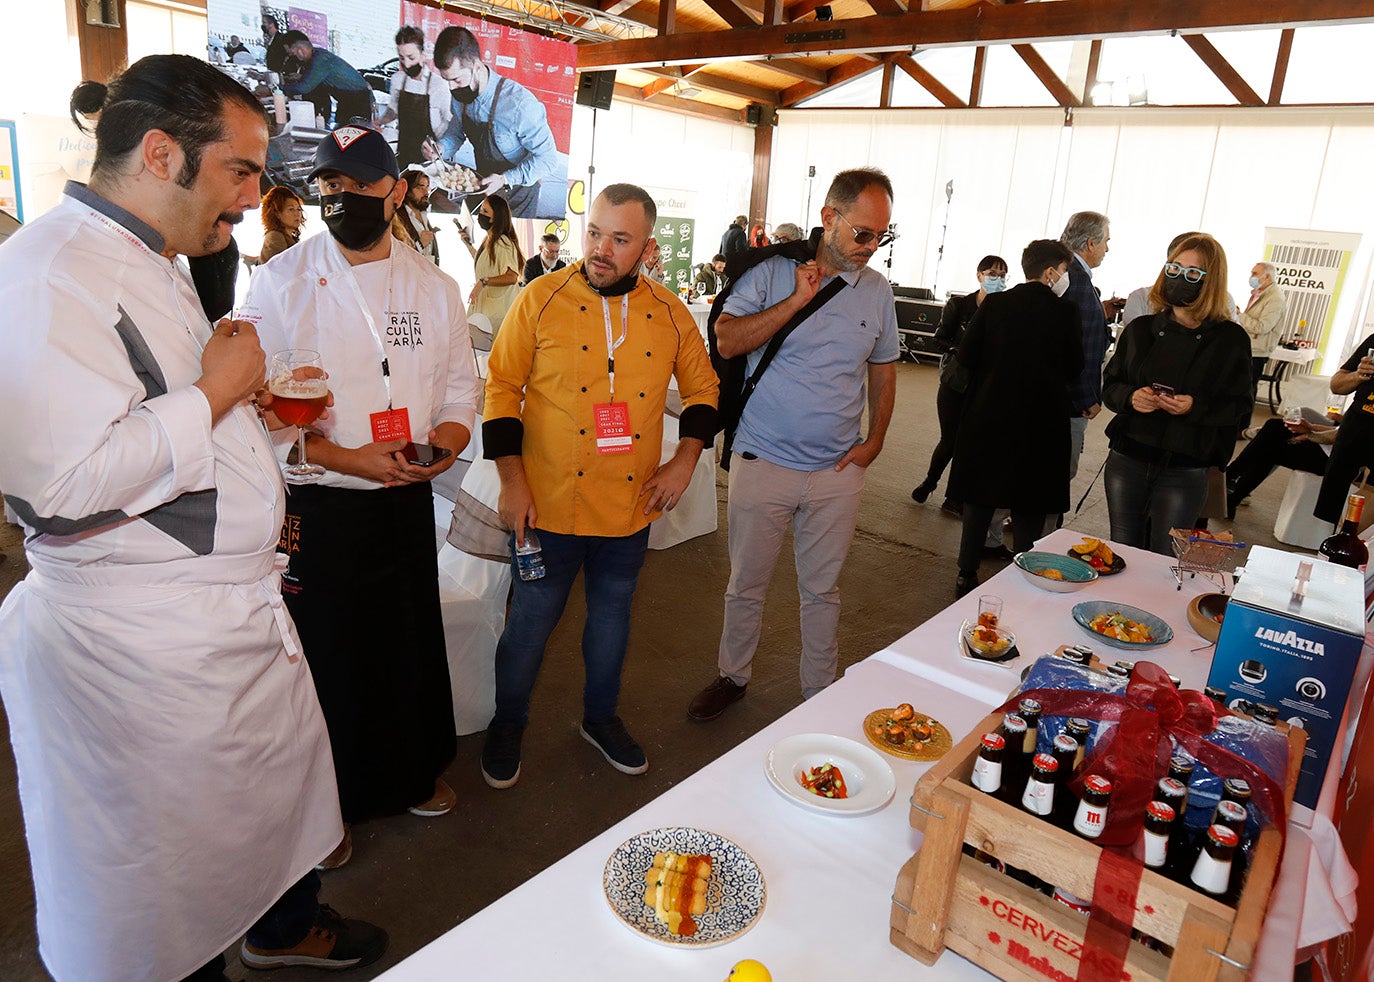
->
[340,249,397,408]
[602,293,629,401]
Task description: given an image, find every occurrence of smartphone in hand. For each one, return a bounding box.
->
[1150,383,1176,397]
[401,442,453,467]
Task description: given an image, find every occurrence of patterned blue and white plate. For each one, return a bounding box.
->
[603,826,766,947]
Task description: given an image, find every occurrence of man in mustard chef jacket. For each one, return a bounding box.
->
[479,183,719,788]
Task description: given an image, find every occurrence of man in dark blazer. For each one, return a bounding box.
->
[522,233,566,283]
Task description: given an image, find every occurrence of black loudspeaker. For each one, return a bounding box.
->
[745,104,762,126]
[576,71,616,111]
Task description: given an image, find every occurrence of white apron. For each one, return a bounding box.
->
[0,186,342,981]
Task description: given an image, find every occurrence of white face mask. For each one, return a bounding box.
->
[1050,268,1071,298]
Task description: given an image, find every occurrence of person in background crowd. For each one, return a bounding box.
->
[642,245,667,284]
[459,194,523,336]
[689,168,898,721]
[749,221,769,248]
[426,25,559,219]
[1314,336,1374,526]
[262,14,290,73]
[395,167,440,264]
[281,30,374,129]
[522,233,566,283]
[1101,234,1252,554]
[720,214,748,256]
[772,222,805,244]
[259,185,306,263]
[377,26,452,169]
[1235,260,1287,399]
[693,254,728,298]
[0,56,387,981]
[1227,410,1337,519]
[912,254,1008,514]
[1059,210,1123,481]
[243,125,481,857]
[225,35,250,61]
[480,183,719,788]
[948,241,1083,596]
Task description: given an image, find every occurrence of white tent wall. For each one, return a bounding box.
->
[565,101,754,266]
[770,106,1374,367]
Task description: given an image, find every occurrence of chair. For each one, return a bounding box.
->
[1273,471,1331,551]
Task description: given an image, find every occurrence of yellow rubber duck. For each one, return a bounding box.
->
[725,959,772,982]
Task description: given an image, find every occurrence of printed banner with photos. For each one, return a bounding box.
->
[205,0,573,219]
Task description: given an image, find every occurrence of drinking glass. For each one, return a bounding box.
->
[977,595,1003,629]
[269,349,328,484]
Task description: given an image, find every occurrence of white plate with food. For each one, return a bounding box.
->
[763,732,897,816]
[603,826,765,947]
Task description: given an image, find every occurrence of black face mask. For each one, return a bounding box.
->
[450,83,480,104]
[476,212,493,231]
[403,62,423,79]
[1162,275,1205,307]
[321,191,391,251]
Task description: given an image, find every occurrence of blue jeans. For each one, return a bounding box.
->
[1104,450,1208,556]
[182,872,320,979]
[492,527,651,728]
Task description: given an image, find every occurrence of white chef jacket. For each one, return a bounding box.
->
[241,230,480,490]
[0,183,341,981]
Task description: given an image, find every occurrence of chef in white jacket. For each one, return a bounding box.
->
[0,56,386,981]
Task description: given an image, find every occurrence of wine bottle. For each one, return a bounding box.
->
[1319,494,1369,571]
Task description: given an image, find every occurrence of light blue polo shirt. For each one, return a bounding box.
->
[725,256,900,470]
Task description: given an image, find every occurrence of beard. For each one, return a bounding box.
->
[408,194,429,211]
[821,230,867,273]
[198,210,243,255]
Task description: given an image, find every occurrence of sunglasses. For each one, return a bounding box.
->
[834,209,897,249]
[1163,262,1207,283]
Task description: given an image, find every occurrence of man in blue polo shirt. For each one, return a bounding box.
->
[688,168,899,720]
[1059,210,1121,480]
[282,31,374,129]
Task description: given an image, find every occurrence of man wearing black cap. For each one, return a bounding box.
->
[241,126,481,848]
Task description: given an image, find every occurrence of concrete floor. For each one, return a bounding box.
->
[0,359,1302,981]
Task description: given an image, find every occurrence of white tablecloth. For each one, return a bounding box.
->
[378,659,1000,980]
[687,301,711,340]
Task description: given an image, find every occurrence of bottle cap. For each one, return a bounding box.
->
[1083,774,1112,795]
[1019,698,1042,716]
[1002,713,1026,734]
[1215,799,1247,823]
[1207,824,1240,848]
[1053,733,1078,753]
[1156,777,1186,799]
[1223,777,1252,801]
[980,732,1006,751]
[1145,800,1176,822]
[1032,753,1059,773]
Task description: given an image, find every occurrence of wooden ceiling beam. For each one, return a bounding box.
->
[1269,28,1295,105]
[657,0,676,34]
[879,58,896,107]
[642,67,782,104]
[577,0,1374,70]
[701,0,761,29]
[641,77,678,98]
[780,56,882,106]
[599,0,642,14]
[1083,38,1102,101]
[1181,33,1264,106]
[866,0,908,14]
[753,57,829,85]
[784,0,830,22]
[969,45,986,106]
[1012,43,1080,106]
[614,82,746,122]
[894,54,966,108]
[762,0,785,26]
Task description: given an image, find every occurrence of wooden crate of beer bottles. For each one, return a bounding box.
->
[889,708,1304,982]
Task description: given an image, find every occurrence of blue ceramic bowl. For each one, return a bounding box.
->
[1014,551,1099,593]
[1071,600,1174,649]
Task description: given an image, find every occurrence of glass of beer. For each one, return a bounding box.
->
[269,349,328,484]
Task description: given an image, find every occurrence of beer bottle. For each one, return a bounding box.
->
[1065,718,1092,770]
[1021,753,1058,819]
[1190,824,1239,897]
[1072,775,1112,840]
[1153,777,1192,882]
[1050,733,1080,827]
[970,732,1005,795]
[1141,800,1176,871]
[1319,494,1368,571]
[1018,698,1043,758]
[1167,754,1194,811]
[1215,778,1252,830]
[998,714,1028,803]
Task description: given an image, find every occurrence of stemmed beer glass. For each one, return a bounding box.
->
[268,349,329,484]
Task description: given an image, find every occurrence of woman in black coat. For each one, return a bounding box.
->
[949,240,1084,595]
[913,254,1008,511]
[1101,233,1253,554]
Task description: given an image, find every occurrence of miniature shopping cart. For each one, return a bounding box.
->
[1170,529,1248,593]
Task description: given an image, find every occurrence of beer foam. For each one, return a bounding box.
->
[269,370,328,399]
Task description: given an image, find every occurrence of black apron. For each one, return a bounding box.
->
[280,481,456,822]
[466,76,541,218]
[395,82,432,169]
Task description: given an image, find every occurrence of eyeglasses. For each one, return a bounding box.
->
[834,210,897,249]
[1163,263,1207,283]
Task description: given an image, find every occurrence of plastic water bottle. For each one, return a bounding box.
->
[515,531,546,581]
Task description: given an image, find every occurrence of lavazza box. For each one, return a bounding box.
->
[1207,544,1365,809]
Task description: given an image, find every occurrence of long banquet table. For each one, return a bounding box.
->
[380,527,1360,980]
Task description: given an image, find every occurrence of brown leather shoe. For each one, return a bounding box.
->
[315,825,352,871]
[240,904,387,971]
[407,778,457,817]
[688,676,747,721]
